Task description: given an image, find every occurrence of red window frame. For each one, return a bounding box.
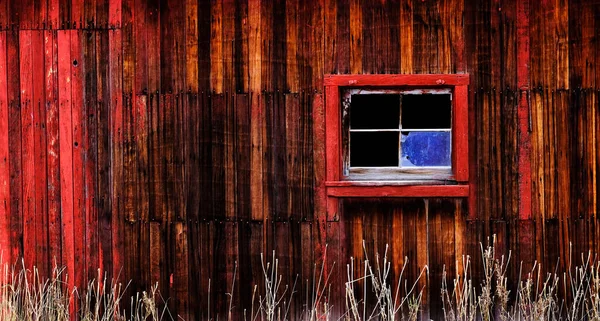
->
[324,74,470,198]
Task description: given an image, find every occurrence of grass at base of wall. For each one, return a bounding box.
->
[3,236,600,321]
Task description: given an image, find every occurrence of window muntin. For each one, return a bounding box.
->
[342,88,453,181]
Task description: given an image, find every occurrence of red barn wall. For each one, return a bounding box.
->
[0,0,598,320]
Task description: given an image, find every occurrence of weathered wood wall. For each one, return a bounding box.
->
[0,0,599,320]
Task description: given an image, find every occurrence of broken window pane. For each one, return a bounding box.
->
[350,132,399,167]
[350,94,400,129]
[401,94,451,129]
[400,131,451,167]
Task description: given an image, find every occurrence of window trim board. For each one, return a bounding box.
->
[324,73,470,199]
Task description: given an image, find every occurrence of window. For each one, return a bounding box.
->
[323,74,470,198]
[343,88,453,180]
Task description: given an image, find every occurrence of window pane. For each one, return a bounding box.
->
[400,131,451,167]
[401,94,451,129]
[350,132,399,167]
[350,94,400,129]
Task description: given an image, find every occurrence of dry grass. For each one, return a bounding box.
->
[0,257,171,321]
[441,236,600,321]
[7,237,600,321]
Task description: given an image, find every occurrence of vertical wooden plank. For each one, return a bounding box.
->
[248,0,263,221]
[96,29,112,278]
[198,0,212,90]
[416,200,429,321]
[260,0,273,91]
[349,0,362,74]
[0,32,9,262]
[286,0,299,92]
[234,0,248,93]
[109,28,124,280]
[186,0,199,92]
[173,222,190,321]
[311,0,324,89]
[135,94,150,290]
[271,1,286,91]
[0,1,7,30]
[59,0,71,29]
[69,29,86,289]
[19,0,34,30]
[20,30,36,270]
[48,0,59,29]
[286,93,300,220]
[133,0,147,93]
[71,0,83,28]
[211,0,223,93]
[325,86,339,222]
[83,29,98,281]
[46,30,62,269]
[312,94,326,256]
[212,94,226,219]
[109,0,122,28]
[7,29,22,265]
[517,0,532,220]
[160,0,173,93]
[58,30,75,285]
[224,94,235,219]
[324,0,337,74]
[84,0,96,28]
[221,0,235,93]
[146,1,160,93]
[235,94,251,220]
[266,93,287,220]
[122,94,137,301]
[121,0,134,95]
[31,31,48,277]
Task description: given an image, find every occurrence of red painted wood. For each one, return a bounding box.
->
[109,29,124,280]
[312,94,328,257]
[109,0,122,28]
[517,0,532,220]
[45,30,62,269]
[7,30,22,264]
[326,185,469,198]
[324,74,470,87]
[58,30,75,286]
[325,86,340,182]
[0,31,10,262]
[31,31,48,277]
[70,29,85,290]
[71,0,83,28]
[325,85,340,221]
[48,0,59,29]
[20,30,36,270]
[454,85,469,182]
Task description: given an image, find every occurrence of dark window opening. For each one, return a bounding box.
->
[350,94,400,129]
[401,94,451,129]
[350,132,399,167]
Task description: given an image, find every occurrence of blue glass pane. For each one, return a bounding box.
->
[400,131,451,167]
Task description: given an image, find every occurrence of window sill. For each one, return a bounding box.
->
[325,182,469,198]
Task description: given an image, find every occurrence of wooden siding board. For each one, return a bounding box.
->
[70,29,86,289]
[58,29,75,285]
[96,29,112,278]
[20,30,36,270]
[0,31,9,262]
[45,29,62,270]
[31,31,48,277]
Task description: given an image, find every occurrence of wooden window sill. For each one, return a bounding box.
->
[325,182,469,198]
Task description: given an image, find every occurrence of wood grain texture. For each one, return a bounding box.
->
[0,31,10,262]
[0,1,599,320]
